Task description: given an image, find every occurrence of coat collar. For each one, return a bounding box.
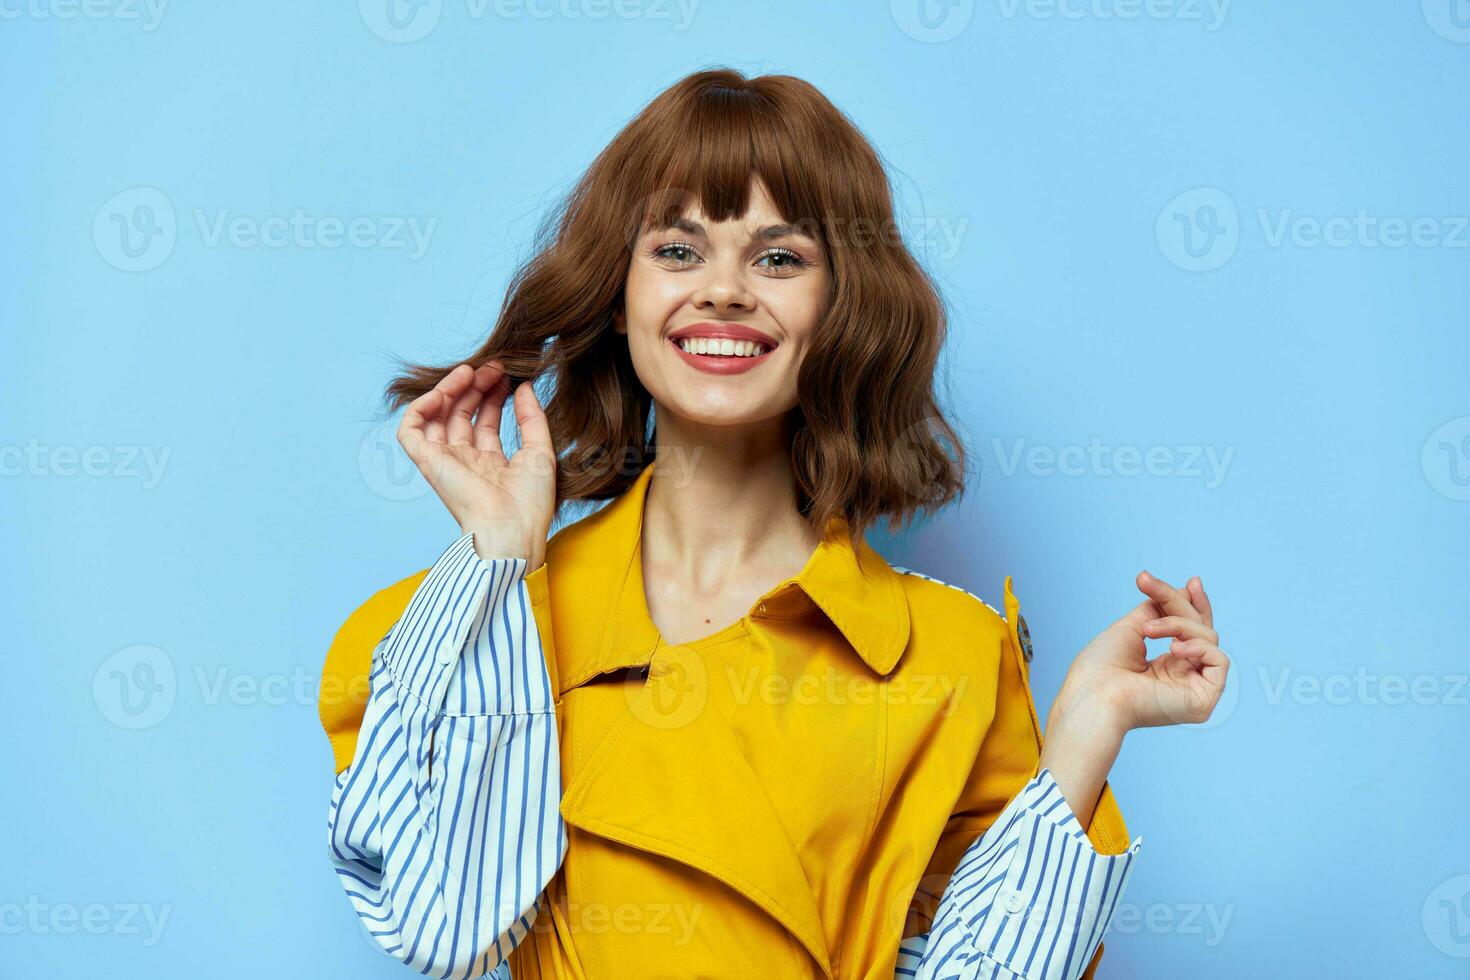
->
[552,456,911,694]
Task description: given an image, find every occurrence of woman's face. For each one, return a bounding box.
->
[616,178,832,429]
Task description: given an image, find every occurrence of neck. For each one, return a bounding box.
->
[642,407,820,586]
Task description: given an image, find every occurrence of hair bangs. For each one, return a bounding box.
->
[635,82,831,240]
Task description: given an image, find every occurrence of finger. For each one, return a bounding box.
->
[1148,650,1199,677]
[403,363,472,430]
[446,379,488,447]
[1120,597,1167,633]
[1186,576,1214,630]
[400,383,448,445]
[397,418,430,467]
[1169,639,1230,687]
[512,381,556,462]
[1136,571,1201,622]
[420,363,475,444]
[398,389,441,455]
[473,365,512,455]
[423,387,454,443]
[399,390,456,464]
[1142,615,1218,646]
[1163,641,1210,668]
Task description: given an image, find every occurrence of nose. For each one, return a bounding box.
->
[690,261,755,315]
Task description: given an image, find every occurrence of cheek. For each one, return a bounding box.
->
[625,260,682,304]
[760,281,828,348]
[623,272,685,338]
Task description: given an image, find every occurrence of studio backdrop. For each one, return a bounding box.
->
[4,3,1467,977]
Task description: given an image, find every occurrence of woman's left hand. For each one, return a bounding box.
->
[1058,572,1231,732]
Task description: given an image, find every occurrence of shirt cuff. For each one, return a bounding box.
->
[919,767,1142,980]
[378,532,538,716]
[968,767,1142,980]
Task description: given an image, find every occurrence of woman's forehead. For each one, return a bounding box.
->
[655,211,818,241]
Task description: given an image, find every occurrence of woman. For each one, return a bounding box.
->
[319,68,1228,979]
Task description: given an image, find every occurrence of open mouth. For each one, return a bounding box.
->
[671,337,773,358]
[666,325,780,374]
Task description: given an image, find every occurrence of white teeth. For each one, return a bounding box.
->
[677,337,769,357]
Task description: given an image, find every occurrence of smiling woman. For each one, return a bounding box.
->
[617,182,829,410]
[382,67,964,543]
[320,66,1227,980]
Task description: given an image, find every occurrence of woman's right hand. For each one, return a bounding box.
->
[397,361,556,569]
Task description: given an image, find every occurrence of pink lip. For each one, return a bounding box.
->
[667,322,778,376]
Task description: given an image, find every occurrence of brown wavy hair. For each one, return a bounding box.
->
[385,67,967,545]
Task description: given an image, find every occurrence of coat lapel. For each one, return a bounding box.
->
[560,665,837,977]
[543,458,911,979]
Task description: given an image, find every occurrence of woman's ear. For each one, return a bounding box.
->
[612,305,627,335]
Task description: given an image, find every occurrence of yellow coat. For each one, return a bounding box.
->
[319,459,1132,978]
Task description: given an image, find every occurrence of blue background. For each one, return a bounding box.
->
[4,1,1468,976]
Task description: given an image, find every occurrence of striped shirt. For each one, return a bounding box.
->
[327,534,1142,979]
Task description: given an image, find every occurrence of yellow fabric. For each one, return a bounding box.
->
[318,459,1131,979]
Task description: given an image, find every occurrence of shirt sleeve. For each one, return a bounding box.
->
[895,933,928,976]
[910,766,1142,980]
[325,532,566,979]
[902,578,1141,980]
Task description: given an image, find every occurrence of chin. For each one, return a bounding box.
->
[671,405,762,427]
[664,391,782,429]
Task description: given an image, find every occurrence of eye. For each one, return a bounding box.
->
[755,247,807,274]
[651,242,701,266]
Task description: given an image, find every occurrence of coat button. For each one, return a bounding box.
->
[437,644,455,665]
[1003,890,1026,914]
[1015,614,1033,663]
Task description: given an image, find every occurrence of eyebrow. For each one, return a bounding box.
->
[665,216,816,243]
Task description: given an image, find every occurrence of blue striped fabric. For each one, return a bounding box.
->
[326,533,566,979]
[908,767,1143,980]
[325,535,1140,979]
